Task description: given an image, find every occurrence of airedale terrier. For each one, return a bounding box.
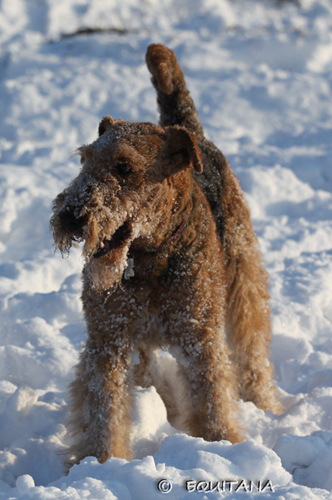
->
[51,44,282,466]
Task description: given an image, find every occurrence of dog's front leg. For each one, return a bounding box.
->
[171,325,244,444]
[65,339,133,466]
[163,269,244,446]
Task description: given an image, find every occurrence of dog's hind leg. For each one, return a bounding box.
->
[222,168,283,414]
[146,44,204,139]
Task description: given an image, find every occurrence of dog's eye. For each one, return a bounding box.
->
[115,162,132,176]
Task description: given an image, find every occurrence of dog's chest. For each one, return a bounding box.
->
[114,280,166,342]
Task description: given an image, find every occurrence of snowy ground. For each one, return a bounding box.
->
[0,0,332,498]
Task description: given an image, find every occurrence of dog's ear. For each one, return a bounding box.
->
[161,126,203,179]
[98,116,115,136]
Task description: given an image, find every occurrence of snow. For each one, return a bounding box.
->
[0,0,332,498]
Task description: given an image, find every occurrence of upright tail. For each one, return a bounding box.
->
[146,44,205,140]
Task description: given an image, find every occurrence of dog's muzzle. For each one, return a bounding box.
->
[58,209,132,260]
[59,210,87,234]
[93,221,132,259]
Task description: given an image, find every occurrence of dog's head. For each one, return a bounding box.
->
[50,117,203,289]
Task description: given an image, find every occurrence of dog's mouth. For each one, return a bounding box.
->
[93,220,132,259]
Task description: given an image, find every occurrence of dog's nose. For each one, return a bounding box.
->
[59,210,86,233]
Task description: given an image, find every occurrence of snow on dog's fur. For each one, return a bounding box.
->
[51,43,282,467]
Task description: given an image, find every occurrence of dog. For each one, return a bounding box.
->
[50,43,282,466]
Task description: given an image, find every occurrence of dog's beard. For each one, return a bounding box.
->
[84,243,131,291]
[50,205,78,257]
[83,220,140,291]
[83,218,132,260]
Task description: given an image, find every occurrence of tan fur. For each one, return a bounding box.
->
[51,44,282,468]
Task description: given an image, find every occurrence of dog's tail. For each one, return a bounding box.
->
[146,44,205,140]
